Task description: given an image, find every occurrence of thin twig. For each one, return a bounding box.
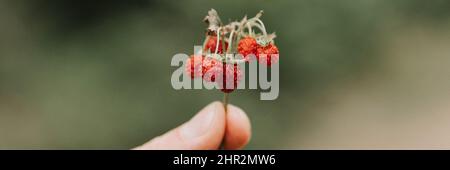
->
[223,93,229,113]
[220,93,228,149]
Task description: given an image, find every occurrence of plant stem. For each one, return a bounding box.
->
[214,27,221,54]
[222,93,229,113]
[227,29,235,54]
[254,18,267,36]
[220,92,228,149]
[221,33,226,61]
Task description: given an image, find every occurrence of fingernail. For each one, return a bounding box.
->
[180,102,220,140]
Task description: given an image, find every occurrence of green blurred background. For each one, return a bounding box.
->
[1,0,450,149]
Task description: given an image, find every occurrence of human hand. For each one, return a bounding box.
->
[134,101,251,150]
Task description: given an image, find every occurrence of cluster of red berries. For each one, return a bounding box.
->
[238,36,279,66]
[185,9,279,93]
[186,37,242,93]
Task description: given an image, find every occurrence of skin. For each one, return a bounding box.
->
[134,101,251,150]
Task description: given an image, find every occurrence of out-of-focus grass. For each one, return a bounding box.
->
[0,0,450,149]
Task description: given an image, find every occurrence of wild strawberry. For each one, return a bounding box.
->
[185,55,204,78]
[216,63,242,93]
[257,43,279,67]
[202,57,222,82]
[204,36,228,54]
[237,36,258,61]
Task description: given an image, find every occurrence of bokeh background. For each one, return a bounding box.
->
[1,0,450,149]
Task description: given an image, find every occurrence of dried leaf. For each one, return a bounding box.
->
[203,9,222,34]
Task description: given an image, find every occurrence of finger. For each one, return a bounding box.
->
[223,104,252,150]
[135,101,226,150]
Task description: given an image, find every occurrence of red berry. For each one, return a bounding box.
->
[202,57,221,82]
[237,36,258,61]
[257,43,279,67]
[185,55,204,78]
[204,36,228,54]
[216,63,242,93]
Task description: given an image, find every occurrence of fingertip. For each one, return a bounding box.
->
[224,104,252,150]
[136,101,226,150]
[178,101,226,149]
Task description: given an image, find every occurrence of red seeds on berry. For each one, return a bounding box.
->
[237,36,258,62]
[216,63,242,93]
[257,43,279,67]
[202,57,222,82]
[185,55,204,78]
[204,36,228,54]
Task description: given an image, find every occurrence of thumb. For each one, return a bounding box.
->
[135,101,226,150]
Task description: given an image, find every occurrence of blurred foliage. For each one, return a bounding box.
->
[0,0,450,149]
